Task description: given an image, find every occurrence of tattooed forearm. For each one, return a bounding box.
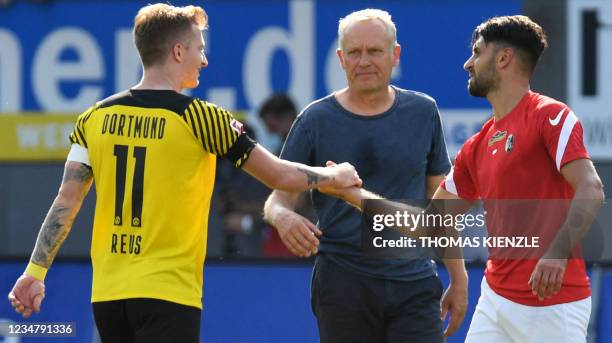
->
[29,161,93,269]
[31,204,73,268]
[62,163,93,184]
[297,167,331,187]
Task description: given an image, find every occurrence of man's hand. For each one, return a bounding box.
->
[528,258,567,301]
[8,274,45,319]
[274,210,322,257]
[441,281,468,337]
[325,161,362,189]
[318,161,362,201]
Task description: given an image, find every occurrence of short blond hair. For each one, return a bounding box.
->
[133,3,208,67]
[338,9,397,50]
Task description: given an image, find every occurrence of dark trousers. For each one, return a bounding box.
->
[311,254,444,343]
[92,298,201,343]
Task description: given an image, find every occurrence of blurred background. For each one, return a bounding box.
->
[0,0,611,342]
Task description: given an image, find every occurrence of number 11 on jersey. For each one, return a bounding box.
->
[113,144,146,227]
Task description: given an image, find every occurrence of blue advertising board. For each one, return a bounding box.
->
[2,262,611,342]
[0,261,478,343]
[0,0,522,155]
[0,0,519,112]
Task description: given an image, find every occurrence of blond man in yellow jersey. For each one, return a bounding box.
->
[7,4,361,342]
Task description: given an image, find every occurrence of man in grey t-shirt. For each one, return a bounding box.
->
[264,9,468,342]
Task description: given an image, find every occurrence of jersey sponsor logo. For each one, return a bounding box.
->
[505,134,514,153]
[488,130,507,147]
[549,108,566,126]
[230,119,244,135]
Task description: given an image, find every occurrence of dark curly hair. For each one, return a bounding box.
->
[472,15,548,74]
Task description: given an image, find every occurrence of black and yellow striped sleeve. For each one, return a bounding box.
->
[68,105,96,148]
[182,100,256,168]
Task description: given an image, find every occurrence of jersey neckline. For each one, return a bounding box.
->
[330,86,400,120]
[492,90,534,126]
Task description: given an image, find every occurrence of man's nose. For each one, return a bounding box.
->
[463,57,473,71]
[358,54,371,67]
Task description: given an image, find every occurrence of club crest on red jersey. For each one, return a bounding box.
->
[488,130,507,147]
[230,119,244,135]
[505,134,514,153]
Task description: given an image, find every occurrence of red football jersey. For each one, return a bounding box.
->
[442,91,591,306]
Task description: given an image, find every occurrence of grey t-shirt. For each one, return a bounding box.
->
[280,87,451,280]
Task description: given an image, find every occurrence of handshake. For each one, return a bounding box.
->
[316,161,363,203]
[317,161,363,201]
[264,159,366,258]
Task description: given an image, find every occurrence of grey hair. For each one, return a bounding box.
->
[338,9,397,50]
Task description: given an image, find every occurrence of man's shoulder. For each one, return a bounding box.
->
[296,93,336,121]
[189,98,232,114]
[528,91,570,119]
[95,90,132,109]
[301,94,336,113]
[96,89,195,115]
[394,87,438,107]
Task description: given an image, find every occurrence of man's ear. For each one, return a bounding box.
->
[497,47,514,69]
[337,48,346,69]
[393,44,401,67]
[172,43,183,62]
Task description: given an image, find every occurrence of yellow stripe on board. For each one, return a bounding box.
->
[0,113,77,161]
[0,110,247,161]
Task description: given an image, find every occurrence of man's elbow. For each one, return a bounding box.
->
[594,178,605,204]
[582,176,605,205]
[56,187,85,207]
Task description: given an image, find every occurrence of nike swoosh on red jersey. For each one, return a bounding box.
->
[549,108,566,126]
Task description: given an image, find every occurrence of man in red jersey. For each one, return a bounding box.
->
[318,15,605,342]
[440,16,604,342]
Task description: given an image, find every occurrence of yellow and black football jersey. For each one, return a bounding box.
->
[69,89,255,309]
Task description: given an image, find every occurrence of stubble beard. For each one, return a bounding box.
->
[467,62,498,98]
